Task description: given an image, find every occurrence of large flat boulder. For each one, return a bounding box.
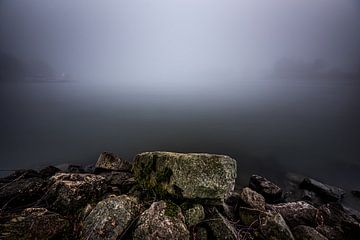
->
[133,152,236,202]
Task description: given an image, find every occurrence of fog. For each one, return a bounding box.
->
[0,0,360,207]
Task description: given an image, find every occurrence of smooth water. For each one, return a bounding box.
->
[0,78,359,207]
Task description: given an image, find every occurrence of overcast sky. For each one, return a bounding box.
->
[0,0,359,82]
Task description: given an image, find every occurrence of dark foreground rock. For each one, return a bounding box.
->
[292,225,328,240]
[249,174,283,203]
[300,177,345,201]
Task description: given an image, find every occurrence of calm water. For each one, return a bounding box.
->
[1,78,359,207]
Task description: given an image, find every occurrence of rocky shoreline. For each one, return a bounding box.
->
[0,151,359,239]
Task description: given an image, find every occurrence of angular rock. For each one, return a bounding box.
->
[183,204,205,226]
[95,152,132,172]
[133,152,236,202]
[239,187,266,211]
[67,164,85,173]
[0,177,45,209]
[300,178,345,201]
[99,171,135,193]
[0,169,40,183]
[193,226,208,240]
[39,166,61,178]
[268,201,318,228]
[223,191,240,220]
[205,208,237,240]
[46,173,106,214]
[133,200,190,240]
[82,195,141,240]
[249,175,282,203]
[292,225,328,240]
[0,208,69,240]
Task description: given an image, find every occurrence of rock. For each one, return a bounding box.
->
[67,164,85,173]
[0,177,45,209]
[95,152,132,172]
[133,151,236,202]
[82,195,141,240]
[205,208,237,240]
[99,171,133,185]
[0,207,69,240]
[0,169,40,183]
[193,226,208,240]
[249,175,282,203]
[292,225,328,240]
[268,201,318,228]
[133,200,190,240]
[39,166,61,178]
[223,191,240,220]
[352,190,360,199]
[183,204,205,226]
[259,211,295,240]
[46,173,106,214]
[300,178,345,201]
[315,203,360,239]
[239,187,266,211]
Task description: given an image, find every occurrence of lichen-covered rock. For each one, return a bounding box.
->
[46,173,106,214]
[268,201,318,228]
[239,187,266,211]
[300,178,345,201]
[95,152,132,172]
[249,175,282,203]
[133,200,190,240]
[183,204,205,226]
[292,225,328,240]
[0,208,69,240]
[0,177,45,209]
[133,152,236,202]
[82,195,141,240]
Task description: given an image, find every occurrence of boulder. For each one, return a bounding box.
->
[46,173,106,214]
[95,152,132,172]
[292,225,328,240]
[223,191,240,220]
[39,166,61,178]
[249,175,282,203]
[239,187,266,211]
[67,164,85,173]
[133,200,190,240]
[300,178,345,201]
[0,208,69,240]
[183,204,205,226]
[133,152,236,202]
[0,177,45,209]
[205,208,238,240]
[82,195,141,240]
[268,201,318,228]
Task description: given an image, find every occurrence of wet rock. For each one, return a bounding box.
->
[133,151,236,202]
[292,225,328,240]
[183,204,205,226]
[300,178,345,201]
[315,202,360,239]
[0,177,45,209]
[133,200,190,240]
[95,152,132,172]
[249,175,282,203]
[39,166,61,178]
[239,187,266,211]
[268,201,318,228]
[223,191,240,220]
[46,173,106,214]
[82,195,141,240]
[0,207,69,240]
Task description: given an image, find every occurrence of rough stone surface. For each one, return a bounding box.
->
[259,211,295,240]
[205,208,237,240]
[133,200,190,240]
[183,204,205,226]
[0,208,69,240]
[239,187,266,211]
[249,175,282,203]
[95,152,132,172]
[39,166,61,178]
[292,225,328,240]
[82,195,141,240]
[268,201,318,228]
[46,173,106,214]
[300,178,345,201]
[223,191,240,220]
[133,151,236,202]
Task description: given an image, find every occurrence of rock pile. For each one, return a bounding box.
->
[0,151,359,239]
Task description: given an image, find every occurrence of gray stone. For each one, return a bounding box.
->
[82,195,141,240]
[249,175,282,203]
[46,173,106,214]
[292,225,328,240]
[95,152,132,172]
[239,187,266,211]
[300,178,345,201]
[133,200,190,240]
[0,208,69,240]
[133,151,236,202]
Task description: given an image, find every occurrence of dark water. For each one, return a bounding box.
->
[1,79,359,208]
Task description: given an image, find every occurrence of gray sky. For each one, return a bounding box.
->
[1,0,359,82]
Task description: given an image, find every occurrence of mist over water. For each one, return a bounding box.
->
[1,0,360,208]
